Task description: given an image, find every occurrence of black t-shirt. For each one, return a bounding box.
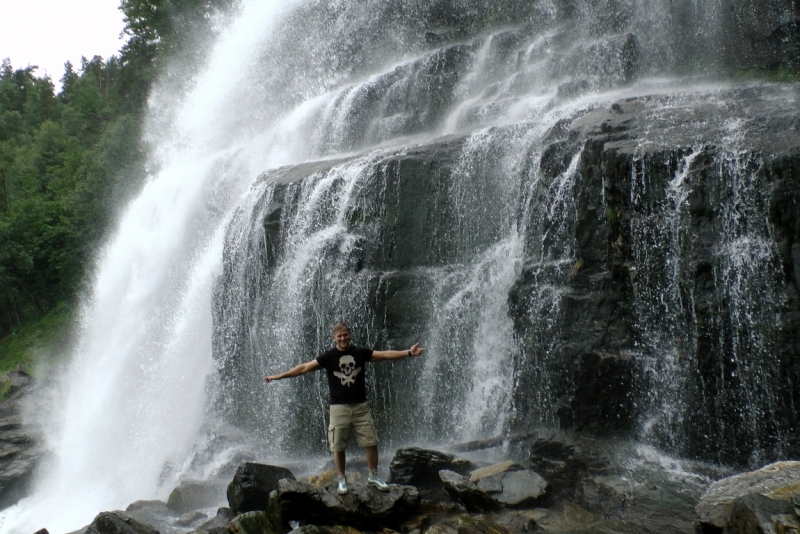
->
[316,345,373,405]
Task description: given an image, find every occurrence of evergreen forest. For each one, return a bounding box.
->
[0,0,233,373]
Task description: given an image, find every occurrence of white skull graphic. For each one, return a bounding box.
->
[333,355,361,387]
[339,356,356,375]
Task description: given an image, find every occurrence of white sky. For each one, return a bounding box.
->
[0,0,126,88]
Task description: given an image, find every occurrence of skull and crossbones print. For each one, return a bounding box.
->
[333,355,362,387]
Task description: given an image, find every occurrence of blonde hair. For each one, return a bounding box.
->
[332,322,350,336]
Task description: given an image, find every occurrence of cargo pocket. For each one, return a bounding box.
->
[327,423,335,448]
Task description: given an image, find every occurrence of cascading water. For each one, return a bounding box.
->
[3,0,799,531]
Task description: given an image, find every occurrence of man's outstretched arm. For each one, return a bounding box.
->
[264,359,321,383]
[371,343,425,361]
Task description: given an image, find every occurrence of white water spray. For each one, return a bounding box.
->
[0,2,296,532]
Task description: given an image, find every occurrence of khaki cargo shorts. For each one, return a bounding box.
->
[328,403,378,452]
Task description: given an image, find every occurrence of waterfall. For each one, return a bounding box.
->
[3,0,799,531]
[0,1,299,532]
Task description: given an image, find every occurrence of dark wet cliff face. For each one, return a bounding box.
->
[212,0,800,467]
[509,86,800,465]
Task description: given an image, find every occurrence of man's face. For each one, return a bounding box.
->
[333,328,351,351]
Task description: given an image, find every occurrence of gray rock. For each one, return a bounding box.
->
[528,428,613,500]
[439,470,499,512]
[175,510,207,527]
[476,475,504,494]
[0,410,39,509]
[492,470,547,507]
[725,493,794,534]
[277,476,420,529]
[167,479,225,512]
[227,462,296,515]
[511,84,800,465]
[84,511,159,534]
[696,461,800,531]
[469,461,525,483]
[389,447,473,500]
[227,510,282,534]
[125,500,168,513]
[193,507,232,534]
[121,499,174,532]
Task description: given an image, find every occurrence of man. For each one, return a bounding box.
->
[264,322,425,495]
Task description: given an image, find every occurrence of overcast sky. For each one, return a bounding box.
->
[0,0,126,87]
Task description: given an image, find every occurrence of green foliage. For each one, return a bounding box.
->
[0,0,236,347]
[0,301,73,374]
[0,57,141,338]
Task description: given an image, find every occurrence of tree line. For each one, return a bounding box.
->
[0,0,234,342]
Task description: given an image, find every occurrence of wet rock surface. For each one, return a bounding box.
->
[696,461,800,532]
[55,438,799,534]
[193,507,233,534]
[528,429,615,501]
[277,477,421,530]
[439,470,499,512]
[227,462,297,515]
[486,470,547,507]
[0,380,38,510]
[389,447,474,501]
[167,479,225,513]
[84,511,160,534]
[218,83,800,468]
[228,509,282,534]
[510,84,800,465]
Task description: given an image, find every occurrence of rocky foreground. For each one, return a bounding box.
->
[22,435,796,534]
[1,378,798,534]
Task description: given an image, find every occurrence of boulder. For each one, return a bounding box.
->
[122,500,170,531]
[125,500,168,513]
[438,470,499,512]
[167,479,225,512]
[724,493,795,534]
[84,511,159,534]
[277,477,420,529]
[696,461,800,532]
[582,472,700,534]
[175,510,207,527]
[389,448,473,500]
[487,470,547,507]
[228,510,282,534]
[193,507,233,534]
[528,429,613,499]
[308,470,339,488]
[469,461,524,483]
[227,462,296,515]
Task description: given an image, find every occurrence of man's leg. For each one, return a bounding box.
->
[364,445,388,490]
[329,405,351,495]
[334,450,347,477]
[351,403,388,491]
[365,445,378,472]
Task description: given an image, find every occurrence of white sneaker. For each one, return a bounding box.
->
[337,478,348,495]
[368,475,389,491]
